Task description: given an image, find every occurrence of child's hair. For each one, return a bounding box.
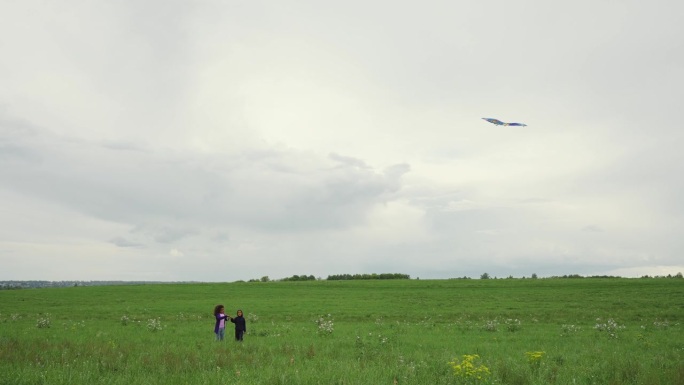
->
[213,304,224,316]
[236,309,243,315]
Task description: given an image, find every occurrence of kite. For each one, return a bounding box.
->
[482,118,527,127]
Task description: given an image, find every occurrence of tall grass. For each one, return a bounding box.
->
[1,278,682,384]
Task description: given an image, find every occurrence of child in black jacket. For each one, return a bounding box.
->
[230,309,247,341]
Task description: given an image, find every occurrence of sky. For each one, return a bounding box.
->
[1,0,683,282]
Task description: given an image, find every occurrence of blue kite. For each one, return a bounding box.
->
[482,118,527,127]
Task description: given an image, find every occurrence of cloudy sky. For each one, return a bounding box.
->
[1,0,683,281]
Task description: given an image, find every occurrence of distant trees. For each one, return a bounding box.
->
[281,275,316,282]
[248,276,271,282]
[550,274,619,279]
[641,272,683,279]
[326,273,410,281]
[247,273,410,282]
[0,280,166,289]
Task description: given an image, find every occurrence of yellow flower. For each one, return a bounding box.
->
[449,354,491,382]
[525,351,545,365]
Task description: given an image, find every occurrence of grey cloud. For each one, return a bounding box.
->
[328,152,370,169]
[151,226,198,244]
[582,226,603,233]
[109,237,144,248]
[0,143,38,163]
[100,140,150,152]
[0,119,45,163]
[383,163,410,181]
[211,232,230,243]
[0,125,408,239]
[520,198,551,204]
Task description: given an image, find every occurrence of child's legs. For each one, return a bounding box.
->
[217,328,225,341]
[235,330,243,341]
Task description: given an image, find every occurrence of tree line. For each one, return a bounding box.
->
[4,272,681,289]
[0,280,173,289]
[326,273,410,281]
[248,273,411,282]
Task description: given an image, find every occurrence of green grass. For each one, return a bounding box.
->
[1,278,682,384]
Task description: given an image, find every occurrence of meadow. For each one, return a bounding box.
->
[0,278,682,385]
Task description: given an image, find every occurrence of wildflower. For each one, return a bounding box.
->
[315,314,334,335]
[505,318,521,332]
[594,318,624,338]
[482,319,499,332]
[36,314,51,329]
[525,351,545,366]
[561,324,581,336]
[147,318,163,332]
[449,354,491,384]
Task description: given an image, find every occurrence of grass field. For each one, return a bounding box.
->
[1,278,683,384]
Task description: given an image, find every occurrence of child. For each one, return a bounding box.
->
[230,309,247,341]
[213,304,230,341]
